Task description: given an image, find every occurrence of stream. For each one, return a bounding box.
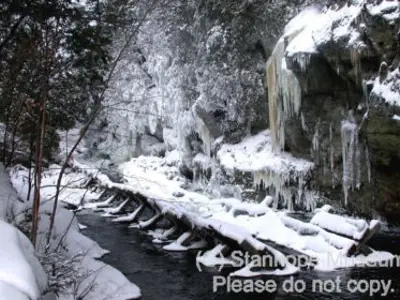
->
[78,211,400,300]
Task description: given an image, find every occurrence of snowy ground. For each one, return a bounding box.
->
[7,165,141,300]
[0,165,47,300]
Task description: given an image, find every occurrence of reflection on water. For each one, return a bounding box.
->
[78,211,400,300]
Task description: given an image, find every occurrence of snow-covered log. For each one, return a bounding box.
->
[112,204,145,223]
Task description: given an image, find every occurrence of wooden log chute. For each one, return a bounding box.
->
[78,176,386,276]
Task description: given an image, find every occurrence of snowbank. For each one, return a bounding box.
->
[0,220,40,300]
[9,166,141,300]
[0,165,48,300]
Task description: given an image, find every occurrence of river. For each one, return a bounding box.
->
[78,211,400,300]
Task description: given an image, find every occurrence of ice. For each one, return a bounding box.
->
[267,27,302,151]
[341,120,361,206]
[217,130,315,210]
[286,2,366,73]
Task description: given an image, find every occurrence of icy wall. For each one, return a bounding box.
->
[267,0,400,220]
[85,1,320,188]
[84,0,400,220]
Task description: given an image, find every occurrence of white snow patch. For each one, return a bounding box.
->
[163,232,207,251]
[0,220,40,300]
[310,211,368,240]
[371,68,400,106]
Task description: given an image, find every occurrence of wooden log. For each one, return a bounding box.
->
[112,204,146,223]
[138,213,163,230]
[207,224,286,270]
[256,237,316,269]
[347,221,380,256]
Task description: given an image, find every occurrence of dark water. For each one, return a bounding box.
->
[78,211,400,300]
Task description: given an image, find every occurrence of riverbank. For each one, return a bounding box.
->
[7,164,141,300]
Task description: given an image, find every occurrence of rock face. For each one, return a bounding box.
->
[276,0,400,220]
[85,0,400,221]
[87,2,320,173]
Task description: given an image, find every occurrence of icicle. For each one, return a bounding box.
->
[297,175,304,209]
[293,53,311,72]
[329,123,335,188]
[350,46,362,84]
[253,170,313,211]
[199,121,212,157]
[341,119,360,206]
[301,113,308,131]
[355,132,361,190]
[312,122,320,152]
[365,146,371,184]
[266,29,303,152]
[362,79,369,108]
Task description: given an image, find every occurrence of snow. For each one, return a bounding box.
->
[310,211,368,240]
[0,165,47,299]
[0,281,34,300]
[285,7,324,56]
[217,130,313,174]
[367,0,400,21]
[371,68,400,106]
[0,220,40,300]
[217,130,316,210]
[100,198,129,215]
[130,213,161,229]
[147,226,177,242]
[9,165,141,300]
[112,204,144,223]
[163,231,207,251]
